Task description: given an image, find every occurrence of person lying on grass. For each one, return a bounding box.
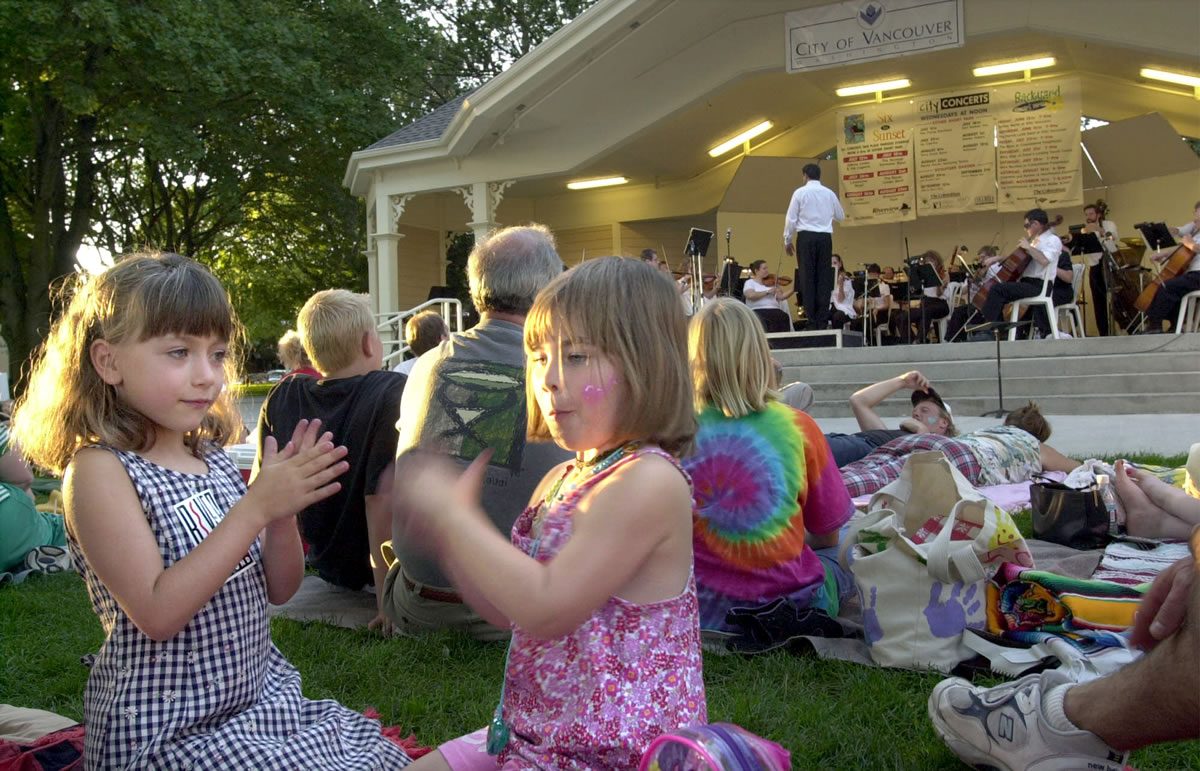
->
[392,257,706,770]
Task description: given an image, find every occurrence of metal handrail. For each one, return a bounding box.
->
[375,298,464,369]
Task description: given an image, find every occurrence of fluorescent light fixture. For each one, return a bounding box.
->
[708,120,773,157]
[835,79,910,97]
[566,176,628,190]
[972,57,1055,77]
[1140,67,1200,88]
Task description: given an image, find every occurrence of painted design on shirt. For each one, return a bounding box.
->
[432,360,527,471]
[171,489,254,581]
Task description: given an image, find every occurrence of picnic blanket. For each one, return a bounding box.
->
[1091,539,1191,587]
[851,472,1067,512]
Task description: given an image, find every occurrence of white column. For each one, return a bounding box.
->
[457,180,514,244]
[371,185,404,317]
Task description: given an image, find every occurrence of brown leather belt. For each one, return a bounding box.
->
[402,573,462,604]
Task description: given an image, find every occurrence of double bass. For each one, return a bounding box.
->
[972,215,1063,313]
[1133,241,1196,313]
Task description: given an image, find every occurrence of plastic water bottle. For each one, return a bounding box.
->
[1095,474,1121,536]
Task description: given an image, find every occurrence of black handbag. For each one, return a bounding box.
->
[1029,481,1111,549]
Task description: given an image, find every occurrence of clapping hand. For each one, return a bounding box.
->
[392,449,492,553]
[247,419,349,527]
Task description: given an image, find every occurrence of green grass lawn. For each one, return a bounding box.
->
[2,452,1197,768]
[3,574,1198,768]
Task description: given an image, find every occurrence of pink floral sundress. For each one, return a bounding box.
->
[498,446,707,769]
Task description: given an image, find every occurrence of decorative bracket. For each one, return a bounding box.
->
[389,194,416,230]
[453,186,476,220]
[488,180,516,213]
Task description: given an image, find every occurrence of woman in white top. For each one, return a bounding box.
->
[828,254,857,329]
[1080,199,1119,336]
[890,250,950,342]
[742,259,793,333]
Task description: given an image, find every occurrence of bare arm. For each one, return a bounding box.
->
[259,518,304,605]
[849,371,929,432]
[398,454,690,639]
[0,445,34,492]
[69,423,347,641]
[365,485,393,628]
[807,529,840,550]
[1038,442,1081,474]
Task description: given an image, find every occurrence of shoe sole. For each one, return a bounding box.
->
[927,680,1015,771]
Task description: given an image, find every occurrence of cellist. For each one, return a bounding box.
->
[1145,201,1200,332]
[971,208,1062,340]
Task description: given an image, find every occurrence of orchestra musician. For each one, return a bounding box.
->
[971,208,1062,340]
[1143,201,1200,332]
[854,263,894,335]
[890,250,951,342]
[944,246,999,342]
[828,254,857,329]
[742,259,794,333]
[1080,200,1120,336]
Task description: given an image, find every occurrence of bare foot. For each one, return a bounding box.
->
[1115,461,1195,539]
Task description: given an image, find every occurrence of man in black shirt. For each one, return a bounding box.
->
[256,289,404,630]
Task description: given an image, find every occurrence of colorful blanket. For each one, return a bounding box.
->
[986,563,1145,653]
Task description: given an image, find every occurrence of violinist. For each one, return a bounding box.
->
[1079,200,1119,336]
[854,262,894,332]
[743,259,794,333]
[1145,201,1200,332]
[972,208,1062,338]
[829,254,857,329]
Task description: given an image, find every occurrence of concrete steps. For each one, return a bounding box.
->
[778,334,1200,418]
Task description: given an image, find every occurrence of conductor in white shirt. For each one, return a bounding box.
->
[784,163,846,330]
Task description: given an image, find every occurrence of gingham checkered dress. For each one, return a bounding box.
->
[68,445,411,770]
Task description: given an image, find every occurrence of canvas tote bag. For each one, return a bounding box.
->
[838,450,1024,672]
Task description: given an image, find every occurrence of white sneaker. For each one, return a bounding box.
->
[927,670,1128,771]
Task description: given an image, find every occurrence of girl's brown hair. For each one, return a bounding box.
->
[524,257,696,457]
[13,252,243,474]
[1004,401,1051,443]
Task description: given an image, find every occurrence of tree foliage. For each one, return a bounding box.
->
[0,0,594,389]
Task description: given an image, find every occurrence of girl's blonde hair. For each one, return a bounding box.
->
[524,257,696,457]
[689,298,778,418]
[13,252,243,474]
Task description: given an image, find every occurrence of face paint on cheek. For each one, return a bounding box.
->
[926,416,938,425]
[581,375,619,403]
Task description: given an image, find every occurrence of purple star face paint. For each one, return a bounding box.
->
[582,375,619,403]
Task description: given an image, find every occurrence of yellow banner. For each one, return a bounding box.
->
[836,105,917,225]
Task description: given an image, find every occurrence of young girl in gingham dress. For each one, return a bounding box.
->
[12,252,410,770]
[395,257,706,770]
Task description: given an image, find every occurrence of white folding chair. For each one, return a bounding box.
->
[1007,273,1057,340]
[1055,264,1086,338]
[937,281,964,343]
[1176,289,1200,333]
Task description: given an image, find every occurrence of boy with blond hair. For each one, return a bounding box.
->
[256,289,405,630]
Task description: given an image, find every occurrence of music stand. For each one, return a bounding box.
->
[1068,231,1103,257]
[1133,222,1176,251]
[905,262,942,344]
[719,259,744,299]
[967,320,1032,417]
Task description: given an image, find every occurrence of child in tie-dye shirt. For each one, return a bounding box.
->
[684,299,856,631]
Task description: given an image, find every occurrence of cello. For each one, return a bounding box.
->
[972,215,1063,313]
[1133,241,1196,313]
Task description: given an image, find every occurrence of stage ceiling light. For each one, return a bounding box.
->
[708,120,773,157]
[1140,67,1200,89]
[835,79,911,97]
[566,176,629,190]
[972,57,1056,77]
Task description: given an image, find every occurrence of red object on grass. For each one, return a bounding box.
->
[363,708,433,759]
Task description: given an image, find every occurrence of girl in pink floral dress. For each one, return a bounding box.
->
[397,257,706,770]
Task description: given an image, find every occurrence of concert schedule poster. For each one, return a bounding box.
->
[836,104,917,225]
[914,89,996,215]
[993,77,1082,212]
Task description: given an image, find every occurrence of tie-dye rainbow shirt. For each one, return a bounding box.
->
[683,402,855,630]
